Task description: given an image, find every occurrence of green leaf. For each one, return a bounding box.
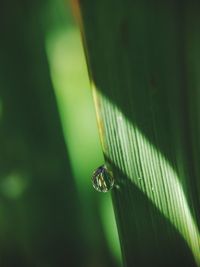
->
[77,1,200,266]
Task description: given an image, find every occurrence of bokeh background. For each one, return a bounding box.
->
[0,0,121,266]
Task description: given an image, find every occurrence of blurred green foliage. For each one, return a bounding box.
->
[0,0,120,266]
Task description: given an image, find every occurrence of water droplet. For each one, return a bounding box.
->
[92,165,114,193]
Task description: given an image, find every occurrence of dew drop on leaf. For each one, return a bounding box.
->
[92,165,114,193]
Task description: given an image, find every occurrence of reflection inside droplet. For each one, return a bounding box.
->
[92,165,114,193]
